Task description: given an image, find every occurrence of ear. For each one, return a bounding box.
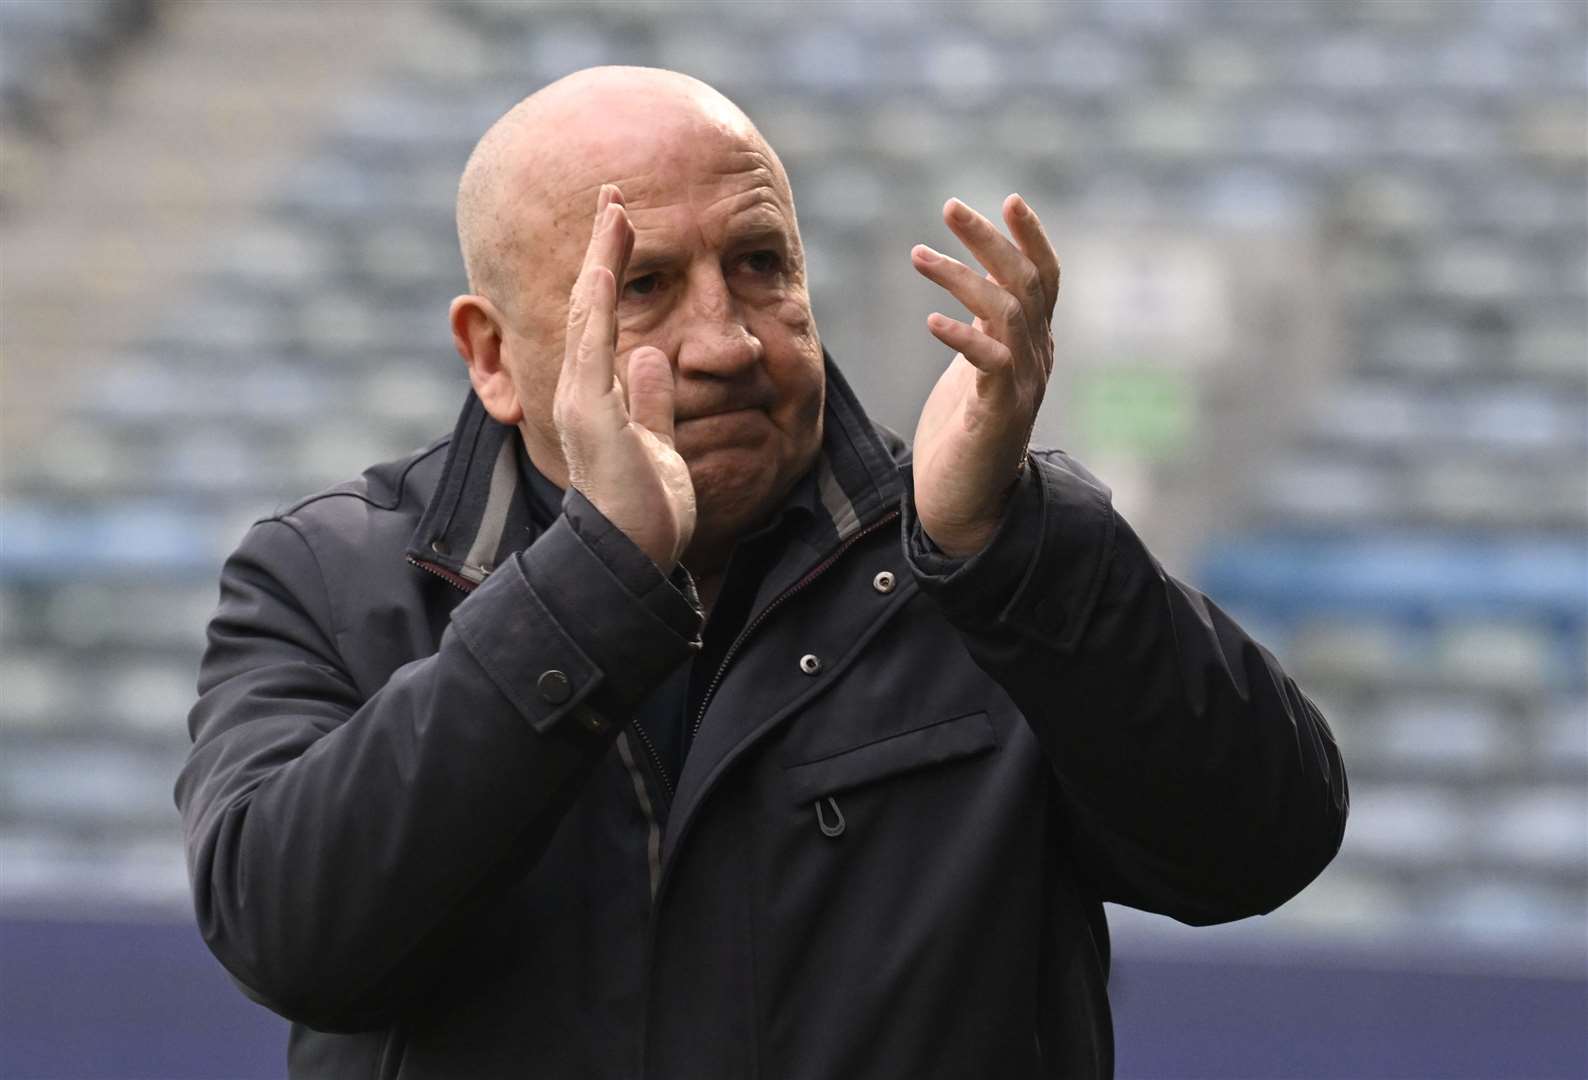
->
[450,294,523,425]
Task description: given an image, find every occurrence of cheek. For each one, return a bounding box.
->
[752,301,825,432]
[772,296,816,341]
[755,302,820,375]
[751,292,820,364]
[502,333,564,424]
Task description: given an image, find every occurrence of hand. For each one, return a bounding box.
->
[555,184,696,572]
[909,194,1060,557]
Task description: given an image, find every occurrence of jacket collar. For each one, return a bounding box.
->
[405,350,904,586]
[510,414,825,543]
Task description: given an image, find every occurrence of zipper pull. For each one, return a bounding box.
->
[814,796,846,839]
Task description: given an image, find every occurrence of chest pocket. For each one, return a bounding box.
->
[781,710,997,804]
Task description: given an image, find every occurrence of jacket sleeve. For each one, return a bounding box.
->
[902,450,1348,926]
[175,494,701,1031]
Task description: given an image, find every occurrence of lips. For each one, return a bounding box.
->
[676,405,764,423]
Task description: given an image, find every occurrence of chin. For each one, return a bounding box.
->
[688,450,780,534]
[681,414,821,552]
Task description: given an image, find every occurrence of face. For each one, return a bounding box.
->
[497,110,826,561]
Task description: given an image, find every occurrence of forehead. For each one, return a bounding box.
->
[538,120,795,253]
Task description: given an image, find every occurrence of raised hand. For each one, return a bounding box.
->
[909,194,1060,557]
[555,184,697,572]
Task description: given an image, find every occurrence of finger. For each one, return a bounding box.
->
[625,345,675,443]
[912,244,1029,340]
[593,203,634,282]
[926,312,1016,379]
[565,200,616,347]
[606,187,637,272]
[582,186,619,277]
[576,190,634,301]
[1003,193,1060,316]
[575,265,619,397]
[942,197,1044,318]
[563,197,633,382]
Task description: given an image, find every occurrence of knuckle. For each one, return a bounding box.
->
[1000,294,1024,325]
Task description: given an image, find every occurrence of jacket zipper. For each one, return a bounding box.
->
[407,555,478,593]
[689,509,900,745]
[629,715,675,799]
[640,506,903,993]
[600,511,900,802]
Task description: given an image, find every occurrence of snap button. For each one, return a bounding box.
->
[537,670,572,704]
[872,570,896,594]
[430,538,449,555]
[798,653,822,676]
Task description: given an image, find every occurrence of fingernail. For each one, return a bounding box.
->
[949,198,972,223]
[1011,193,1028,215]
[913,244,940,263]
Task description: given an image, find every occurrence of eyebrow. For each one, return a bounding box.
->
[626,221,792,278]
[624,250,675,278]
[722,222,791,252]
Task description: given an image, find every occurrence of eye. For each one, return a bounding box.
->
[623,272,662,298]
[740,250,782,275]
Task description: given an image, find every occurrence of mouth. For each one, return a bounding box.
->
[677,406,764,423]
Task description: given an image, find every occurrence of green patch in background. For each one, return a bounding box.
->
[1074,366,1197,460]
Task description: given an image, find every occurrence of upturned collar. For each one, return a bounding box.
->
[405,350,906,587]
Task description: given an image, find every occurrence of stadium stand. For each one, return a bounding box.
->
[1,0,1583,970]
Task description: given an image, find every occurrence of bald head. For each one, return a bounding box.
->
[449,66,824,571]
[456,66,789,308]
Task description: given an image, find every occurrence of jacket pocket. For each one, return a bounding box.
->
[782,710,997,804]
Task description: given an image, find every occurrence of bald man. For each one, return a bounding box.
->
[179,68,1347,1079]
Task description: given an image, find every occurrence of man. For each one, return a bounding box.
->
[177,67,1347,1078]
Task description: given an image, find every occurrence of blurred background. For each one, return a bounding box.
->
[1,0,1584,1076]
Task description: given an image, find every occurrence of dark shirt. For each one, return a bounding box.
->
[515,438,820,796]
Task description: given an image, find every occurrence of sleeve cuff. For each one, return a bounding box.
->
[449,503,703,737]
[903,449,1117,652]
[902,455,1044,613]
[560,487,703,639]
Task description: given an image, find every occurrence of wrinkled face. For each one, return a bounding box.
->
[500,113,825,552]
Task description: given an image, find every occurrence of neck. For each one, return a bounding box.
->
[519,424,570,489]
[683,525,748,620]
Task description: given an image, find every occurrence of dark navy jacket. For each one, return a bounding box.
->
[176,355,1348,1078]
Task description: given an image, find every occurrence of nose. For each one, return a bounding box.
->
[675,266,763,379]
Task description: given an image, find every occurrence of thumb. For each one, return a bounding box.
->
[625,346,675,444]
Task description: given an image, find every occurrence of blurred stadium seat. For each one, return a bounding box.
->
[0,1,1583,1075]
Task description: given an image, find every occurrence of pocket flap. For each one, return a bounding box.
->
[783,711,996,804]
